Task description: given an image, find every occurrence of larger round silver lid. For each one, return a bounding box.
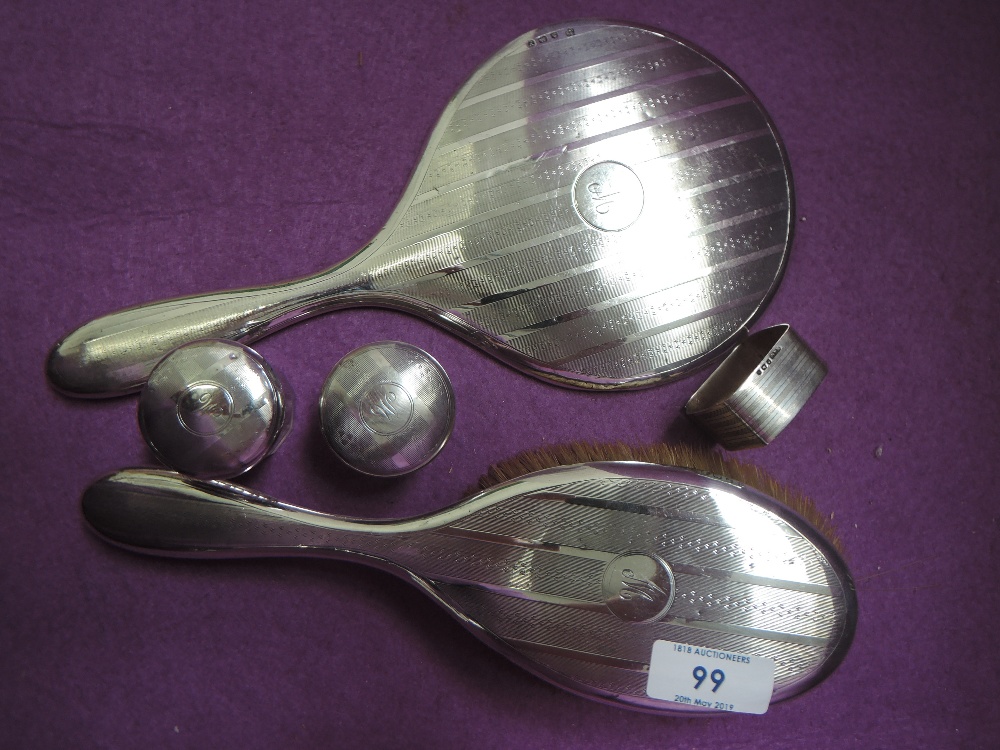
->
[319,342,455,477]
[138,340,292,479]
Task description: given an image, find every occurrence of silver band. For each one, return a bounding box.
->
[684,325,827,450]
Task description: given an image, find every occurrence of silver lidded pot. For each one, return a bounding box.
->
[319,341,455,477]
[138,339,293,479]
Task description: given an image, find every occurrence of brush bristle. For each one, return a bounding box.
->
[474,441,842,552]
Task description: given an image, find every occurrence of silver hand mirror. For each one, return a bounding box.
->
[49,20,793,397]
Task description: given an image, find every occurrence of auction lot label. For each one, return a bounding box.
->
[646,640,776,715]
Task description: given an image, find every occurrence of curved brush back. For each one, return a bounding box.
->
[83,462,854,715]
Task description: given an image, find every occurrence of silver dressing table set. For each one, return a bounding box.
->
[48,21,853,717]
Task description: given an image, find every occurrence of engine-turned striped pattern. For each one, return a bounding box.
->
[369,21,792,385]
[47,21,793,396]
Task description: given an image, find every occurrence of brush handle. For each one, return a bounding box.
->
[82,469,383,558]
[47,266,369,398]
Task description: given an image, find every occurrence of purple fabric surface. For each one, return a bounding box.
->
[2,1,998,748]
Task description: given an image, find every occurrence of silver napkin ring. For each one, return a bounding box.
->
[684,325,827,450]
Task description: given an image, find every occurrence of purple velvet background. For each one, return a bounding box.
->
[2,1,998,747]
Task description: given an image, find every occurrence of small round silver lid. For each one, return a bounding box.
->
[138,340,293,479]
[319,341,455,477]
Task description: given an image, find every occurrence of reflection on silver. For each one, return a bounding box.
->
[319,341,455,476]
[138,340,293,479]
[82,461,856,715]
[49,20,793,397]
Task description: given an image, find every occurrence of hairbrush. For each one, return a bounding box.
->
[82,442,854,715]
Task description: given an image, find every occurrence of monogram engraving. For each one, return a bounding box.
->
[618,567,669,603]
[175,382,234,436]
[572,162,644,231]
[359,382,414,436]
[602,553,675,623]
[587,180,621,215]
[364,387,399,420]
